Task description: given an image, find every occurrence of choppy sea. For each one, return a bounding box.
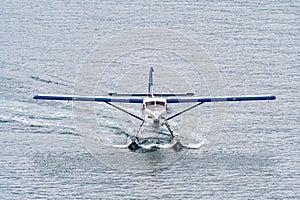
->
[1,0,299,199]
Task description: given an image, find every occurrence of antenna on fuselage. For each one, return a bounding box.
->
[148,67,154,97]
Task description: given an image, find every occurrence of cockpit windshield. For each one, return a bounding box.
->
[145,101,165,111]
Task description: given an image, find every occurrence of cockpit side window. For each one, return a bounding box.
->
[156,101,165,106]
[146,101,155,107]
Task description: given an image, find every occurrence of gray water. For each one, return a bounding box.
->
[1,0,299,199]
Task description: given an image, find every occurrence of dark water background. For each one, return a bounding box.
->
[1,0,299,199]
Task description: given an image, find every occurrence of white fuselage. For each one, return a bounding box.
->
[142,98,167,128]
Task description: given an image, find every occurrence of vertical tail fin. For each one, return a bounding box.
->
[148,67,154,97]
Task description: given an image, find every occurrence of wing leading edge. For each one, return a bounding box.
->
[34,94,276,103]
[33,94,143,103]
[166,95,276,103]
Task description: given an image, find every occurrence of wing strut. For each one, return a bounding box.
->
[105,102,143,121]
[166,102,204,121]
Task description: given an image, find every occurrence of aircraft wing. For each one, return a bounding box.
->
[166,95,276,103]
[34,94,276,103]
[33,94,143,103]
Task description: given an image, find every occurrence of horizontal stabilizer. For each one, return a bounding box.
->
[109,92,195,97]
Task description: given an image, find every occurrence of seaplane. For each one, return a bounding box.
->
[33,67,276,151]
